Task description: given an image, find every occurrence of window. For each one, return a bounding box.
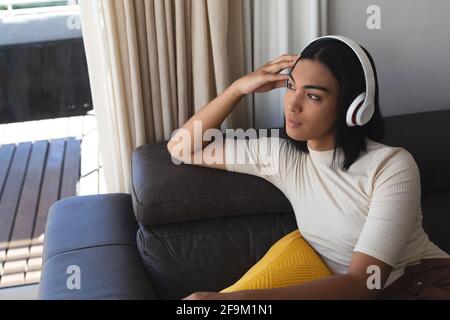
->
[0,0,78,15]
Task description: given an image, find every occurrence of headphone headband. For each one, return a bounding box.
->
[299,35,376,126]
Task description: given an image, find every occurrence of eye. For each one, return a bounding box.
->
[286,83,322,102]
[287,81,295,90]
[308,94,322,102]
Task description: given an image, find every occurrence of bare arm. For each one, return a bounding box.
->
[167,54,297,170]
[166,81,244,170]
[184,252,393,300]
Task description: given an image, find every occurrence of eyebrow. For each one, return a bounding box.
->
[288,74,331,93]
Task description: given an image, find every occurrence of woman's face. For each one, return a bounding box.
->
[284,58,340,149]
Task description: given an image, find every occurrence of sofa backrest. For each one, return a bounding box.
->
[131,142,293,226]
[381,109,450,194]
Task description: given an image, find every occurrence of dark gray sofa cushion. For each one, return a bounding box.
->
[422,189,450,254]
[137,212,297,300]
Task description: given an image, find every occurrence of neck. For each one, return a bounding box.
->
[307,134,336,151]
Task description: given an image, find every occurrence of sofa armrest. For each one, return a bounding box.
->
[38,194,156,300]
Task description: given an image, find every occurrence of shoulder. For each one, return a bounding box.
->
[364,139,420,185]
[365,138,417,165]
[225,135,302,165]
[249,136,301,155]
[255,136,304,171]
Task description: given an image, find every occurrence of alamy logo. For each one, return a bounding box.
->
[168,121,281,176]
[67,15,81,30]
[366,265,381,290]
[367,5,382,30]
[66,265,81,290]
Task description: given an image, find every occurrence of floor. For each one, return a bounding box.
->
[0,110,104,297]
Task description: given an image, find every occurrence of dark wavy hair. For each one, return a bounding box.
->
[284,38,385,171]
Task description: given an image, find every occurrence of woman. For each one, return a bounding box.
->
[167,37,450,299]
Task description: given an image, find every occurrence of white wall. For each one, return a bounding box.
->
[328,0,450,116]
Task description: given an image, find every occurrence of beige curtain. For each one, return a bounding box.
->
[79,0,253,193]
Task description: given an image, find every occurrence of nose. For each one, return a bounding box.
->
[287,101,303,114]
[285,90,303,114]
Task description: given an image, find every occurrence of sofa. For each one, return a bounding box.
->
[38,109,450,300]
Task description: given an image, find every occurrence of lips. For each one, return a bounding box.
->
[287,117,303,126]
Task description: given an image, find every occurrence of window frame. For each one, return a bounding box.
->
[0,0,79,16]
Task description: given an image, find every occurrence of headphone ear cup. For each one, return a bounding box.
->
[356,101,375,127]
[346,92,366,127]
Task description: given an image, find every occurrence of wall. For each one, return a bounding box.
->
[328,0,450,116]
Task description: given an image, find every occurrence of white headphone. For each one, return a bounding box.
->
[296,35,376,127]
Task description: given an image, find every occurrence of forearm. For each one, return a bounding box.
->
[219,274,379,300]
[167,81,244,156]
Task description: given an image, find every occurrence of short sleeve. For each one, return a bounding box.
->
[224,136,295,192]
[353,150,422,267]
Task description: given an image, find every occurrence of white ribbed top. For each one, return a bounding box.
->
[225,136,450,288]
